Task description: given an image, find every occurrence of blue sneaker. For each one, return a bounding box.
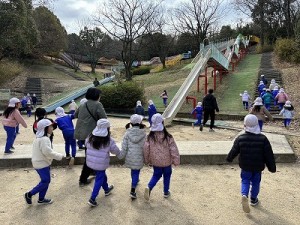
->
[38,198,53,204]
[105,185,114,196]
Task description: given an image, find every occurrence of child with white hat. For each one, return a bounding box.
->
[68,99,78,115]
[119,114,146,199]
[143,113,180,201]
[191,102,203,128]
[227,114,276,213]
[279,101,295,129]
[86,119,121,207]
[249,97,273,131]
[24,119,63,205]
[240,91,251,110]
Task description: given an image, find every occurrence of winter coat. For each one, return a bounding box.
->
[258,84,265,93]
[56,114,75,133]
[31,136,63,169]
[227,132,276,173]
[269,83,279,91]
[148,105,157,122]
[262,92,273,104]
[135,106,145,116]
[249,105,273,122]
[144,131,180,167]
[241,93,250,102]
[86,137,121,171]
[275,92,289,104]
[272,90,279,99]
[2,109,27,128]
[202,94,219,112]
[74,100,107,140]
[279,107,294,119]
[119,127,146,170]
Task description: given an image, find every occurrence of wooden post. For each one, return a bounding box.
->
[205,67,208,95]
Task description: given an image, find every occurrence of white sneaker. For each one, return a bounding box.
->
[144,187,150,201]
[69,157,75,166]
[242,195,250,213]
[192,123,194,128]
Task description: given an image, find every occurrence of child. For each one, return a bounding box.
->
[257,81,265,96]
[249,97,273,131]
[272,86,279,106]
[119,114,146,199]
[134,100,145,117]
[143,113,180,201]
[2,97,27,154]
[279,100,295,129]
[32,94,37,108]
[226,114,276,213]
[86,119,121,207]
[275,88,289,110]
[68,100,78,115]
[240,91,251,110]
[160,90,168,107]
[24,119,63,205]
[26,100,33,117]
[55,107,76,166]
[191,102,203,128]
[147,100,157,127]
[262,89,274,111]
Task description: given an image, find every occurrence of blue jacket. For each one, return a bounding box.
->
[148,104,157,122]
[191,106,203,117]
[55,114,75,133]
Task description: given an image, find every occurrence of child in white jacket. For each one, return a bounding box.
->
[279,101,295,129]
[119,114,146,199]
[24,119,63,205]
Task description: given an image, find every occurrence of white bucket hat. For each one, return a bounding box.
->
[284,101,292,107]
[8,97,20,107]
[36,119,53,138]
[136,100,142,106]
[130,114,143,124]
[92,119,110,137]
[244,114,260,134]
[55,107,66,118]
[254,97,263,106]
[150,113,164,132]
[148,100,154,105]
[197,102,202,107]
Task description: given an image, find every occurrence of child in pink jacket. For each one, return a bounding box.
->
[143,113,180,201]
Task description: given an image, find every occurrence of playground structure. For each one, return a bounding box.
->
[162,34,254,126]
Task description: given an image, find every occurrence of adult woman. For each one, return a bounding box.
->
[2,97,27,154]
[74,88,107,186]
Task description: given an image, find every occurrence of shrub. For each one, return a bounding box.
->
[100,81,145,109]
[131,66,151,75]
[0,60,24,86]
[274,38,295,61]
[255,43,274,54]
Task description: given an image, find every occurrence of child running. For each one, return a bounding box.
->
[24,119,63,205]
[119,114,146,199]
[226,114,276,213]
[143,113,180,201]
[279,100,295,129]
[86,119,121,207]
[55,107,76,166]
[191,102,203,128]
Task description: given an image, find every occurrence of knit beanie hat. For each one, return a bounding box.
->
[150,113,164,131]
[92,119,110,137]
[244,114,260,134]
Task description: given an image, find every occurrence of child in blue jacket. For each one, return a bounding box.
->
[55,107,76,166]
[191,102,203,128]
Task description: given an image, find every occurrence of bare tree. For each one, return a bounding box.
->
[170,0,226,52]
[94,0,163,81]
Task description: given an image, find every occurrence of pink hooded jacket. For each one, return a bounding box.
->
[2,110,27,128]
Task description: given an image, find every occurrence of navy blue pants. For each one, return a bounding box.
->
[240,170,261,199]
[131,169,140,188]
[242,101,249,110]
[62,130,76,157]
[193,114,202,126]
[91,170,109,201]
[148,165,172,194]
[4,126,16,153]
[258,120,263,131]
[284,118,292,127]
[29,166,51,201]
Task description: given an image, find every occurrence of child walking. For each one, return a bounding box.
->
[191,102,203,128]
[55,107,76,166]
[147,100,157,127]
[226,114,276,213]
[143,113,180,201]
[24,119,63,205]
[240,91,251,110]
[119,114,146,199]
[279,100,295,129]
[86,119,121,207]
[160,90,168,107]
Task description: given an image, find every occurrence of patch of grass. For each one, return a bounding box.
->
[0,59,24,85]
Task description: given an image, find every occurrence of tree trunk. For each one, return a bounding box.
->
[160,56,166,69]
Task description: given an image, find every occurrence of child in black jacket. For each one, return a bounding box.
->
[227,114,276,213]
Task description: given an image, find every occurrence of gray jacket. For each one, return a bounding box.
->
[119,127,146,170]
[74,100,107,140]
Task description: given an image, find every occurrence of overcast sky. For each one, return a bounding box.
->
[51,0,246,34]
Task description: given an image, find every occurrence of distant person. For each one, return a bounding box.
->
[257,81,265,96]
[272,86,279,106]
[147,100,157,127]
[249,97,273,131]
[2,97,27,154]
[119,114,146,199]
[93,78,100,87]
[260,74,268,85]
[240,90,251,110]
[32,94,38,108]
[160,90,168,107]
[269,79,279,91]
[55,107,76,167]
[191,102,203,128]
[134,100,145,117]
[24,119,63,205]
[68,100,78,114]
[279,101,295,129]
[21,96,27,111]
[143,113,180,201]
[275,88,289,110]
[227,114,276,213]
[262,89,274,111]
[26,93,32,103]
[74,88,107,186]
[26,100,33,117]
[86,119,120,207]
[201,89,219,132]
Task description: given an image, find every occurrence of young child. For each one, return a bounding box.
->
[257,81,265,96]
[249,97,273,131]
[147,100,157,127]
[272,86,279,106]
[191,102,203,128]
[143,113,180,201]
[119,114,146,199]
[279,100,295,129]
[24,119,63,205]
[240,91,251,110]
[55,107,76,166]
[226,114,276,213]
[160,90,168,107]
[135,100,145,117]
[86,119,121,207]
[262,89,274,111]
[26,100,33,117]
[275,88,289,110]
[68,100,78,115]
